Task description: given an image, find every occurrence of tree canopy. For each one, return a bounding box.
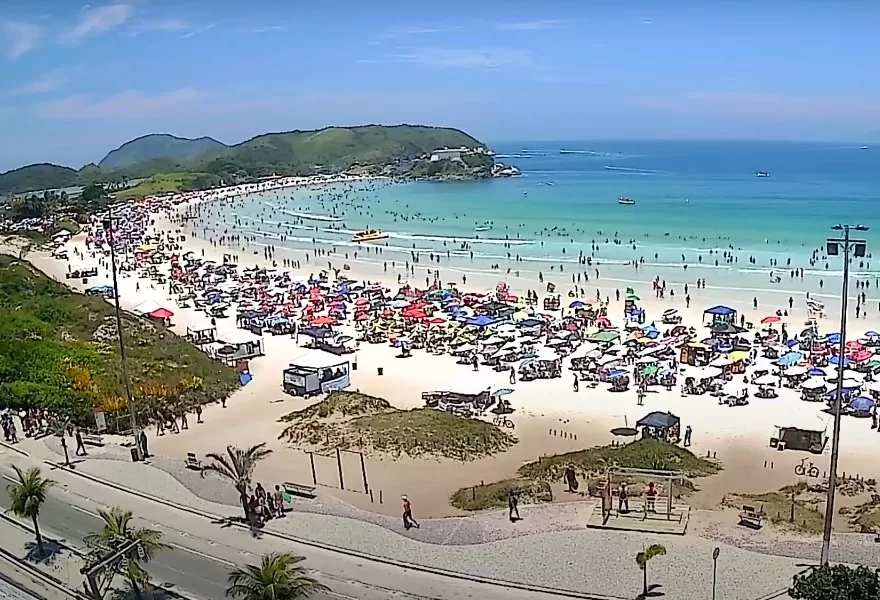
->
[790,564,880,600]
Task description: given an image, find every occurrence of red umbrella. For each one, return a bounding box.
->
[149,307,174,319]
[355,313,370,321]
[761,316,780,324]
[428,317,446,325]
[355,298,369,306]
[311,316,335,326]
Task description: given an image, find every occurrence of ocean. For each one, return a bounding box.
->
[195,141,880,309]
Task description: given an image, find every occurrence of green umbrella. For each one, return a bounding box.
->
[627,294,641,301]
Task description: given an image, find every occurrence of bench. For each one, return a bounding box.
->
[738,504,764,529]
[283,481,317,499]
[82,434,104,447]
[185,452,202,470]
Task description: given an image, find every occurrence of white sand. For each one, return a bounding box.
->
[19,180,880,518]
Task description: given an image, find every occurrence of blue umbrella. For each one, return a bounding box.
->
[826,333,841,344]
[785,339,798,348]
[850,397,875,412]
[807,368,826,377]
[829,355,851,367]
[777,351,803,367]
[865,330,879,338]
[569,300,585,308]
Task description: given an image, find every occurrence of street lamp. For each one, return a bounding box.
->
[712,547,720,600]
[102,202,141,461]
[821,223,869,565]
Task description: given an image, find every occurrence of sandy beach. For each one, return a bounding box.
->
[19,176,880,537]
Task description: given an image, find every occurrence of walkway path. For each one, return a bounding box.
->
[5,437,805,600]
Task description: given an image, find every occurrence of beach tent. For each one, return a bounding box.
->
[149,307,174,319]
[703,305,737,326]
[133,299,162,315]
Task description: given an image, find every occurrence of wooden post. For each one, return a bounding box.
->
[379,489,383,504]
[790,490,795,523]
[309,452,317,485]
[359,452,368,493]
[336,447,345,490]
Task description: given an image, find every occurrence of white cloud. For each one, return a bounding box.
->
[129,18,191,35]
[248,25,287,34]
[371,26,454,44]
[393,47,534,70]
[1,20,43,60]
[181,24,215,39]
[495,19,567,31]
[38,88,201,119]
[11,69,72,95]
[61,3,135,43]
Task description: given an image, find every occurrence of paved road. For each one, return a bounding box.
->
[0,467,600,600]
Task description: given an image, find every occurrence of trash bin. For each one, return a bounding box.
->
[352,361,358,371]
[130,447,140,462]
[377,367,384,376]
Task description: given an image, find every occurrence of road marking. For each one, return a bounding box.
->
[70,505,100,518]
[168,542,235,567]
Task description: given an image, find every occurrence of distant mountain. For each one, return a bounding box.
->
[1,124,489,196]
[194,124,484,177]
[98,134,227,169]
[0,163,79,195]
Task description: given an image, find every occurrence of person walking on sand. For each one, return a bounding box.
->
[618,482,629,513]
[402,495,420,529]
[684,425,692,447]
[509,367,516,384]
[195,403,203,424]
[573,373,579,392]
[508,490,520,521]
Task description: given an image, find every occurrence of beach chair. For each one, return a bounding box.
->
[185,452,201,470]
[283,481,317,499]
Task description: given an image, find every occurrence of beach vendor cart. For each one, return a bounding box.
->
[680,342,711,366]
[283,350,350,397]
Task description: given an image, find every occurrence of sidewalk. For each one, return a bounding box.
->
[1,438,805,600]
[0,516,87,598]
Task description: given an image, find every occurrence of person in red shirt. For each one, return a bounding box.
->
[644,482,658,512]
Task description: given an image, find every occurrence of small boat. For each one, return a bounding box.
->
[475,225,492,232]
[860,145,869,150]
[351,229,389,242]
[755,171,770,178]
[618,196,636,205]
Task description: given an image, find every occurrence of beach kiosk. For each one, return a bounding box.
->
[770,414,829,453]
[636,411,681,443]
[283,350,350,397]
[213,330,264,365]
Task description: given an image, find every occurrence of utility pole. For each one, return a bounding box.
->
[103,200,141,461]
[820,223,869,564]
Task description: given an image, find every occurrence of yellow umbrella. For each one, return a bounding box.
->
[729,351,749,362]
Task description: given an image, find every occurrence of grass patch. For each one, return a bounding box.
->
[278,390,516,461]
[724,482,825,534]
[518,439,721,486]
[450,439,721,512]
[0,256,239,428]
[450,478,551,511]
[114,172,218,200]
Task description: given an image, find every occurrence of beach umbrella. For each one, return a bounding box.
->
[626,294,641,301]
[807,368,825,377]
[864,330,880,338]
[311,316,336,326]
[761,316,781,324]
[149,307,174,319]
[491,388,514,397]
[829,355,850,367]
[801,379,825,390]
[569,300,585,309]
[754,374,777,386]
[783,365,807,377]
[850,397,875,412]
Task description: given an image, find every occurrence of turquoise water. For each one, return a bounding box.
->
[195,141,880,305]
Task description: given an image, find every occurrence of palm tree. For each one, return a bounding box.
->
[84,507,168,598]
[201,444,272,520]
[635,544,667,598]
[6,466,54,557]
[227,552,329,600]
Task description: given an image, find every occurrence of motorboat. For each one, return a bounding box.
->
[475,225,492,232]
[618,196,636,205]
[351,229,389,242]
[755,171,770,177]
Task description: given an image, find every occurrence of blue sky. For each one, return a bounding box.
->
[1,1,879,171]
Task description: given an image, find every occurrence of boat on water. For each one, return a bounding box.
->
[475,225,492,232]
[860,145,869,150]
[755,171,770,178]
[351,229,389,242]
[618,196,636,205]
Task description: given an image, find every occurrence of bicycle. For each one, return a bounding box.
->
[492,415,515,430]
[794,458,820,478]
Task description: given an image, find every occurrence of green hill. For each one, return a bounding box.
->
[0,164,79,195]
[99,134,227,169]
[1,124,489,196]
[195,124,484,178]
